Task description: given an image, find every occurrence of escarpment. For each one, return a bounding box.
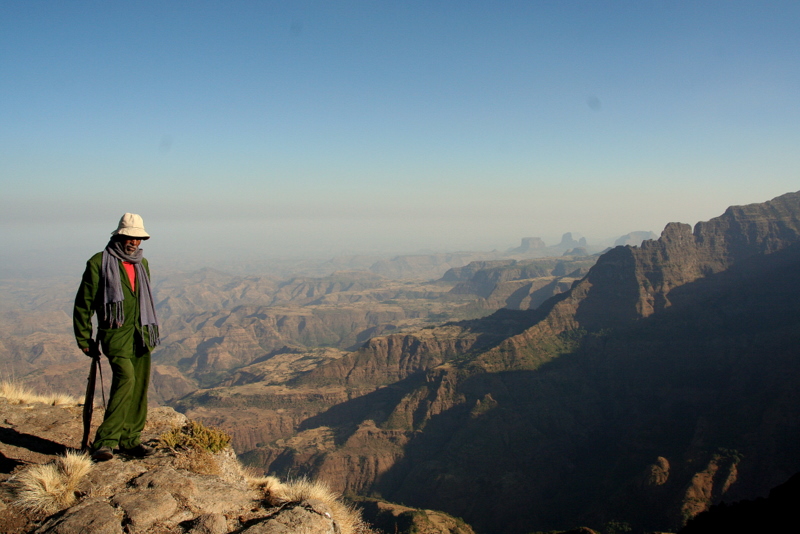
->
[232,191,800,534]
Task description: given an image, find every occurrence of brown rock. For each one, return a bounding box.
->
[643,457,670,487]
[360,499,476,534]
[184,471,255,515]
[679,455,740,525]
[240,500,337,534]
[84,460,148,498]
[188,512,229,534]
[111,489,178,530]
[35,499,124,534]
[130,465,197,495]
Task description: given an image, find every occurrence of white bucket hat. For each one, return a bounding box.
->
[111,213,150,239]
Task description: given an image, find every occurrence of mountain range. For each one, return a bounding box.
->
[2,192,799,532]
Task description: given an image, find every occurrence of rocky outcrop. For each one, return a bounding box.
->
[360,499,476,534]
[0,393,477,534]
[16,456,365,534]
[679,454,739,525]
[642,456,670,487]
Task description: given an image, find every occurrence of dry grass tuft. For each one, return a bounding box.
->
[246,474,285,497]
[255,476,374,534]
[10,451,92,515]
[0,380,78,406]
[47,392,79,406]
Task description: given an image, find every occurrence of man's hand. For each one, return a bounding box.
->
[85,339,101,358]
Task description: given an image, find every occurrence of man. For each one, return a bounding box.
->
[74,213,160,461]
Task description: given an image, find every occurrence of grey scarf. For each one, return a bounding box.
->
[102,240,160,347]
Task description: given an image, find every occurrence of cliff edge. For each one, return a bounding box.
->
[0,387,475,534]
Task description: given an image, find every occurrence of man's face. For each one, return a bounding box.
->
[121,237,142,255]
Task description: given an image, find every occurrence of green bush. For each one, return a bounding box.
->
[159,420,232,453]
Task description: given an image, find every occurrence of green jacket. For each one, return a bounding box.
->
[73,252,154,357]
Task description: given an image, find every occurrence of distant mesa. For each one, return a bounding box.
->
[509,237,546,254]
[508,233,589,258]
[510,232,657,259]
[615,231,658,247]
[558,232,587,249]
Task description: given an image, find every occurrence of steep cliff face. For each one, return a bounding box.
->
[573,191,800,330]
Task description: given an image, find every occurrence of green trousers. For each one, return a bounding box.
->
[93,351,151,450]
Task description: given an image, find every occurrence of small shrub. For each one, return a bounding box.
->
[159,419,232,453]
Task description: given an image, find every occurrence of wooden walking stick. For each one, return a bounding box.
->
[81,338,104,451]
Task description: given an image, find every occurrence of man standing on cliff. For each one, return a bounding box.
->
[74,213,160,461]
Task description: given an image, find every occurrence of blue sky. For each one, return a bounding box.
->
[2,1,799,275]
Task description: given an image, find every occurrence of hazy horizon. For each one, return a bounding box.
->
[2,2,799,277]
